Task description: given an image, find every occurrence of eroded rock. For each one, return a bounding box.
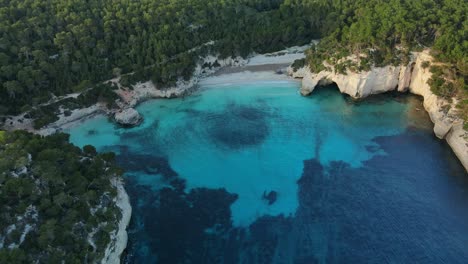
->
[290,50,468,171]
[114,108,142,127]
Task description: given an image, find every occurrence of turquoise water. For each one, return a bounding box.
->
[67,79,468,263]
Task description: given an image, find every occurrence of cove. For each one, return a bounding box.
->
[67,76,468,263]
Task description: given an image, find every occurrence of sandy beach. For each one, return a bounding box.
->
[212,63,290,76]
[0,46,308,263]
[0,45,308,135]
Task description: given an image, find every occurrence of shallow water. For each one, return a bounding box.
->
[67,79,468,263]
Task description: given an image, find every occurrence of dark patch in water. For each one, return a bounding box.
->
[177,108,202,115]
[206,104,270,149]
[365,144,380,153]
[290,131,468,263]
[124,176,238,264]
[124,129,468,263]
[116,147,177,178]
[262,190,278,205]
[120,119,159,146]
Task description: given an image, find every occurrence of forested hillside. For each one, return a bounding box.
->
[302,0,467,125]
[306,0,466,68]
[0,131,123,263]
[0,0,325,115]
[0,0,466,117]
[0,0,466,262]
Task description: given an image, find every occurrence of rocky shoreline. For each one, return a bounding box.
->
[2,45,465,262]
[2,45,308,133]
[288,50,468,171]
[0,46,309,263]
[101,178,132,264]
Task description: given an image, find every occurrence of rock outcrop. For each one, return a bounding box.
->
[114,108,142,127]
[289,50,468,171]
[290,64,401,98]
[406,52,467,171]
[101,179,132,264]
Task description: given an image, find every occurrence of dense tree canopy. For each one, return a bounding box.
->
[0,0,465,116]
[0,0,325,115]
[0,131,122,263]
[301,0,467,124]
[0,0,466,262]
[308,0,466,69]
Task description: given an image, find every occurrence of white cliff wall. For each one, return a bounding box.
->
[407,51,468,170]
[290,50,468,171]
[289,64,400,98]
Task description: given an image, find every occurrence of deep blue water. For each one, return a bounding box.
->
[67,79,468,263]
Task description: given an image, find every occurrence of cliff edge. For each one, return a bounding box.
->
[289,50,468,171]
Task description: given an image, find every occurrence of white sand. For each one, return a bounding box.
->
[246,44,310,66]
[0,45,309,263]
[199,70,297,87]
[2,44,310,134]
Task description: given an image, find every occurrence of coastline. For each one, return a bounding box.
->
[2,44,466,261]
[0,46,309,262]
[5,46,466,172]
[101,178,132,264]
[212,63,289,76]
[1,45,308,134]
[288,49,468,172]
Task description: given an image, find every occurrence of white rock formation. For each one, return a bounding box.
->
[406,52,468,171]
[290,50,468,171]
[289,63,401,98]
[114,108,142,126]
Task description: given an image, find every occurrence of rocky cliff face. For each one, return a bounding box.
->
[289,50,468,171]
[290,64,401,98]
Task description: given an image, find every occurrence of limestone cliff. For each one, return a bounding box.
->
[290,64,401,98]
[289,50,468,171]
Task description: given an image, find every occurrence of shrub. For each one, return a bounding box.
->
[421,61,430,69]
[291,58,306,72]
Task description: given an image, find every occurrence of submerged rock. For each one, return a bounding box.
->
[114,108,142,127]
[263,190,278,205]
